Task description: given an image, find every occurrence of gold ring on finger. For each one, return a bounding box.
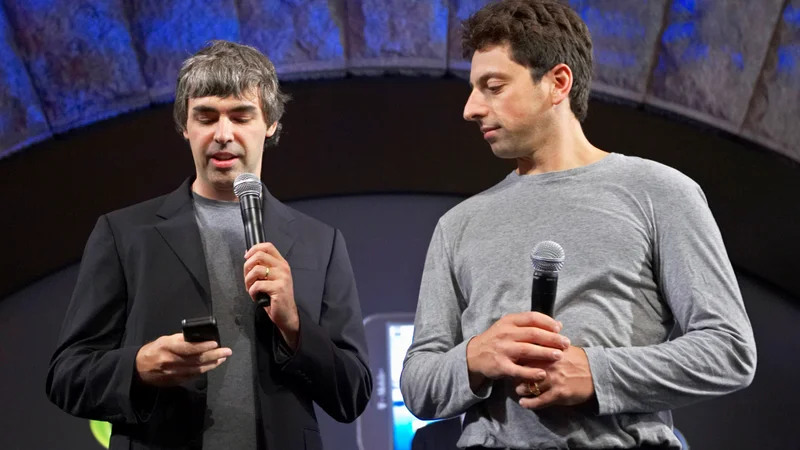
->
[263,266,270,280]
[526,381,541,396]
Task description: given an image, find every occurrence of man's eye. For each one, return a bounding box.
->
[233,117,252,124]
[487,85,503,93]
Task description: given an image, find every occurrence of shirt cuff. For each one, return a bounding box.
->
[583,346,617,416]
[460,336,493,401]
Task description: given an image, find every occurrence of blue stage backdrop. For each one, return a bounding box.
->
[0,0,798,161]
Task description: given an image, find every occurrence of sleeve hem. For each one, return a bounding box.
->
[583,346,616,416]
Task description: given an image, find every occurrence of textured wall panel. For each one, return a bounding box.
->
[742,2,800,161]
[0,8,50,159]
[238,0,346,79]
[125,0,241,102]
[3,0,149,132]
[0,0,797,163]
[572,0,668,101]
[647,0,785,130]
[447,0,491,74]
[347,0,449,74]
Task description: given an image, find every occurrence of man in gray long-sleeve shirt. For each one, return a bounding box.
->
[400,1,757,449]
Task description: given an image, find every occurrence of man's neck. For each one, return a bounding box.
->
[515,124,607,175]
[191,178,238,202]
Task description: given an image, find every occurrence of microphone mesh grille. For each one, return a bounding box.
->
[530,241,565,273]
[233,173,262,198]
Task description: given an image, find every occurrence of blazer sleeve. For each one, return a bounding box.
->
[45,215,155,424]
[275,228,373,423]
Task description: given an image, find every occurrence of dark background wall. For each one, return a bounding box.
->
[1,77,799,449]
[1,195,798,450]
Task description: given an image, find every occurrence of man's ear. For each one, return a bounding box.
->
[266,121,278,138]
[549,63,573,107]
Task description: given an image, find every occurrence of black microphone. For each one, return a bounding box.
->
[233,173,270,308]
[530,241,565,317]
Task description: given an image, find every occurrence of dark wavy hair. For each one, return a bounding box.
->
[462,0,593,121]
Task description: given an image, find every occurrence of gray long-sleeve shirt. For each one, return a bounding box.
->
[400,153,756,449]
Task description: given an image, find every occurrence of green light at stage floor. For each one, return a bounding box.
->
[89,420,111,449]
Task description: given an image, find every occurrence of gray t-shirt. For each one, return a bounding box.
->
[401,153,756,449]
[193,193,259,450]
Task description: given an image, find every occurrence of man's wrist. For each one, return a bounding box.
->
[466,336,487,393]
[277,317,300,351]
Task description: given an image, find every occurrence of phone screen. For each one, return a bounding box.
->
[387,323,438,450]
[358,314,448,450]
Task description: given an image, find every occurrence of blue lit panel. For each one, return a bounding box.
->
[0,8,50,158]
[4,0,149,132]
[237,0,346,78]
[447,0,493,73]
[0,0,798,164]
[126,0,241,102]
[347,0,449,74]
[570,0,668,99]
[742,1,800,161]
[648,0,785,128]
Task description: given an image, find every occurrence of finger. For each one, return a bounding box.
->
[245,242,284,261]
[508,312,561,333]
[199,348,232,364]
[507,342,563,362]
[502,361,548,381]
[519,387,560,410]
[168,347,232,367]
[514,375,549,397]
[244,252,283,275]
[165,357,228,377]
[515,327,571,350]
[244,264,273,289]
[167,336,220,356]
[248,279,279,301]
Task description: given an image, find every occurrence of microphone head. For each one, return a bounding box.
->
[233,173,262,199]
[530,241,565,273]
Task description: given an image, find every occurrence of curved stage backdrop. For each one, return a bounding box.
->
[1,0,798,161]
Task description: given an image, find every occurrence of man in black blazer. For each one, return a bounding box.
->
[46,40,372,450]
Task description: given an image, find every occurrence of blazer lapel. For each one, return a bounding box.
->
[151,179,293,311]
[154,178,211,308]
[261,185,297,259]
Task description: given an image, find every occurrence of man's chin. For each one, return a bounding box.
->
[489,144,522,160]
[206,169,239,188]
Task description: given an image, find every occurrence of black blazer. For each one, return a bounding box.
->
[46,178,372,450]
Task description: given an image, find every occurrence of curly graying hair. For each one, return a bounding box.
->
[462,0,593,122]
[173,40,290,148]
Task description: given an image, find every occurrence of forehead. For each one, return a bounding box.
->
[188,91,261,110]
[469,44,527,83]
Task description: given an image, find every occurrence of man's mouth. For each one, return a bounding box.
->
[481,126,500,139]
[210,152,239,169]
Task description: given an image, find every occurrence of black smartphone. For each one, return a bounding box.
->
[181,316,220,344]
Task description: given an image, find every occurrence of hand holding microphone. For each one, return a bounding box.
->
[465,240,570,393]
[514,241,595,410]
[234,173,270,307]
[235,173,300,350]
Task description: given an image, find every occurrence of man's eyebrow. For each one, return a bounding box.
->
[191,105,258,114]
[192,105,218,114]
[228,105,258,114]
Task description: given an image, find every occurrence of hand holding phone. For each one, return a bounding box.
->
[133,317,228,388]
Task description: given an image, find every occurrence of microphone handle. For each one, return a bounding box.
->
[240,194,271,308]
[531,270,558,317]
